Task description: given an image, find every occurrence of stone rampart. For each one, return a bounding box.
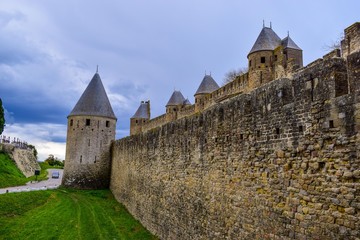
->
[110,52,360,239]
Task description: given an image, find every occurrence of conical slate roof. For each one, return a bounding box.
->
[183,98,191,105]
[131,101,150,119]
[69,73,117,119]
[166,90,186,106]
[195,75,220,95]
[281,36,302,50]
[248,27,281,56]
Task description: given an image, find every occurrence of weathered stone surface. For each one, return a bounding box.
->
[109,24,360,239]
[62,115,116,189]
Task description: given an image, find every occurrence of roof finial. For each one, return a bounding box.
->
[287,31,289,37]
[263,19,265,28]
[270,21,272,29]
[210,71,212,76]
[205,70,207,75]
[96,65,99,73]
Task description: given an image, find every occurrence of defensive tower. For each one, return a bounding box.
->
[194,74,219,112]
[62,72,117,189]
[247,24,302,89]
[165,90,189,121]
[130,100,150,135]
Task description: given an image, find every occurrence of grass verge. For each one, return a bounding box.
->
[0,188,157,240]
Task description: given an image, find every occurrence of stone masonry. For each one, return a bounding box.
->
[110,23,360,239]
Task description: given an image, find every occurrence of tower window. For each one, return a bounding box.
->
[106,121,110,127]
[261,57,266,63]
[274,55,278,61]
[80,155,82,163]
[249,60,252,67]
[70,119,73,126]
[86,119,90,126]
[329,120,335,128]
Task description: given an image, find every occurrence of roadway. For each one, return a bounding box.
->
[0,169,63,194]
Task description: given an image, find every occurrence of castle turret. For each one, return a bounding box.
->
[62,72,117,189]
[281,35,303,68]
[194,74,219,112]
[130,100,150,135]
[248,26,281,88]
[166,90,186,121]
[247,25,303,88]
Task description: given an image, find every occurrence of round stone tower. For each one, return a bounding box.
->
[62,72,117,189]
[247,26,281,89]
[194,74,219,112]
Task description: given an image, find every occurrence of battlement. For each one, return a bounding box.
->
[129,22,360,137]
[131,53,353,136]
[341,22,360,58]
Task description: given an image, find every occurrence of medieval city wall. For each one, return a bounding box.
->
[110,53,360,239]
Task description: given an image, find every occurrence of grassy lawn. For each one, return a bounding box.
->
[0,189,157,240]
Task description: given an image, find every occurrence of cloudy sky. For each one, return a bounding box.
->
[0,0,359,161]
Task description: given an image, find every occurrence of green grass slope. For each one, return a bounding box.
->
[0,152,28,188]
[0,189,157,240]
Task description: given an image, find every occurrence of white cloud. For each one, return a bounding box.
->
[2,123,66,161]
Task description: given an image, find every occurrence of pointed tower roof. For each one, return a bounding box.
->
[183,98,191,105]
[166,90,186,106]
[248,27,281,56]
[69,73,116,119]
[195,74,220,95]
[281,36,302,50]
[131,101,150,119]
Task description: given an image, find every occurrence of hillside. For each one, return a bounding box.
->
[0,152,28,188]
[0,143,40,177]
[0,189,157,239]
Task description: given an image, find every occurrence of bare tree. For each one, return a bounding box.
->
[323,32,344,51]
[222,67,248,85]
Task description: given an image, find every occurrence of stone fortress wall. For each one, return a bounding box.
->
[109,23,360,239]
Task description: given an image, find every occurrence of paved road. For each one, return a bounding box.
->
[0,169,63,194]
